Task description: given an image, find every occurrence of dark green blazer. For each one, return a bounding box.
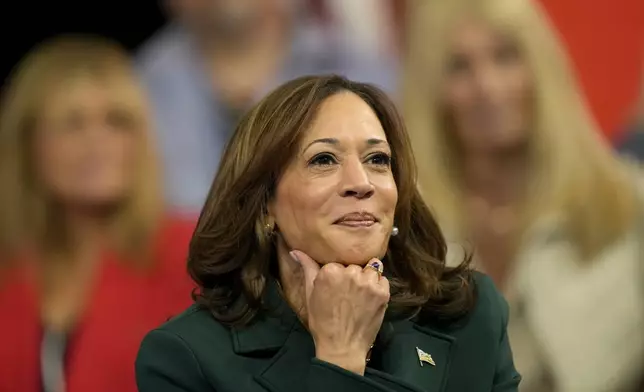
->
[136,273,520,392]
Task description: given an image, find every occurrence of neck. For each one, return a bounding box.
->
[275,243,308,326]
[462,148,528,206]
[47,205,109,265]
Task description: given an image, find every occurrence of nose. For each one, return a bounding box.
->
[339,158,375,199]
[473,63,502,101]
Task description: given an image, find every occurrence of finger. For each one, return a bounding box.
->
[378,276,391,307]
[290,250,320,302]
[378,276,390,292]
[345,264,363,277]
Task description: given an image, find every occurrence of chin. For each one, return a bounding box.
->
[330,244,388,266]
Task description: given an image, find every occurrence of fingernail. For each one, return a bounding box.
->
[289,251,300,263]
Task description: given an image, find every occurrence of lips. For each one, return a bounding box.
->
[334,212,379,227]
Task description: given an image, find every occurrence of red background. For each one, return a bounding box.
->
[539,0,644,139]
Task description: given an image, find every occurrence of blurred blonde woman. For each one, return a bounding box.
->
[0,36,195,392]
[403,0,644,390]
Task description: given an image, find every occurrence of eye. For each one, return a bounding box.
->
[494,44,520,65]
[58,111,86,133]
[309,153,337,166]
[447,53,470,75]
[367,153,391,166]
[107,109,137,131]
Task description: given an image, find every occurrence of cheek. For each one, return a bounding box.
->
[114,133,137,171]
[271,171,339,249]
[443,78,475,117]
[274,182,325,228]
[376,175,398,215]
[515,71,533,112]
[34,133,77,192]
[442,79,480,142]
[503,68,533,128]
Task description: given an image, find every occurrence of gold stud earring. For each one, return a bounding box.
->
[264,221,275,235]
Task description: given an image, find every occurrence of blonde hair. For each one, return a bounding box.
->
[0,35,163,262]
[403,0,639,259]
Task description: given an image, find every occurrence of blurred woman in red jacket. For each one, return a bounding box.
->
[0,36,195,392]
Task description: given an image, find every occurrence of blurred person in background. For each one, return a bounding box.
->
[403,0,644,390]
[0,36,195,392]
[321,0,398,58]
[137,0,396,215]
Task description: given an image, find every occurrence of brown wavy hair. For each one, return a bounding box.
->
[188,75,475,327]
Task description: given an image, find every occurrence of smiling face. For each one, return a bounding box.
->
[268,92,398,266]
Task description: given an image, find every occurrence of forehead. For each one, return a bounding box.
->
[449,18,506,48]
[302,92,387,143]
[41,74,142,117]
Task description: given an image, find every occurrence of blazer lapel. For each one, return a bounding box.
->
[231,280,315,392]
[366,320,454,392]
[255,323,316,392]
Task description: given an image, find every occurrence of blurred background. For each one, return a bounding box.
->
[0,0,642,391]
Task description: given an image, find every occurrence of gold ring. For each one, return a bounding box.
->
[365,261,383,277]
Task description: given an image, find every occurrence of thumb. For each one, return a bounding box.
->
[289,250,320,302]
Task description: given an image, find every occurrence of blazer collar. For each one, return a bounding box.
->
[231,279,301,354]
[232,280,454,392]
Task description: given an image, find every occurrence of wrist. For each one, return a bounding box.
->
[315,347,367,375]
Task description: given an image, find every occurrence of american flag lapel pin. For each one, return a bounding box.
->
[416,347,436,367]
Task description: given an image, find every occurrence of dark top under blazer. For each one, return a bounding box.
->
[135,272,521,392]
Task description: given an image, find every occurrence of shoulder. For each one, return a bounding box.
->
[143,304,231,347]
[137,304,234,366]
[136,305,229,391]
[471,271,509,325]
[420,271,508,339]
[138,305,233,360]
[408,272,520,388]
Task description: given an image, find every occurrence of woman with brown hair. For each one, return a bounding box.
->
[0,36,195,392]
[135,75,521,391]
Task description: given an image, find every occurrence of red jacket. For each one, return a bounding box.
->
[0,217,196,392]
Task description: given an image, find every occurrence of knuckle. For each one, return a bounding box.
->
[376,290,390,304]
[322,263,342,274]
[346,265,362,276]
[318,264,339,280]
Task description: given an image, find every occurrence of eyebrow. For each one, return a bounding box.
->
[303,137,388,152]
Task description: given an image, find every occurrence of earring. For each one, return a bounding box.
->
[264,221,274,235]
[391,226,399,237]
